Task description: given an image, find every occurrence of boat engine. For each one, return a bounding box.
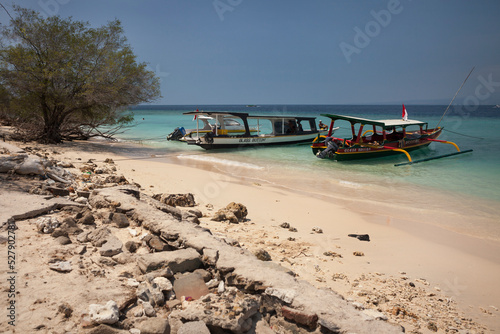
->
[317,137,339,159]
[204,132,214,144]
[167,127,186,141]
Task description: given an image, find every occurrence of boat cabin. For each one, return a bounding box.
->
[184,111,319,138]
[323,114,429,145]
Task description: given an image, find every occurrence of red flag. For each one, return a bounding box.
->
[193,109,198,121]
[402,104,408,121]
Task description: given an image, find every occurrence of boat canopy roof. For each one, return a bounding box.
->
[321,114,427,129]
[184,111,317,121]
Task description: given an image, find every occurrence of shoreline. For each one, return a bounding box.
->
[2,135,499,332]
[60,139,500,329]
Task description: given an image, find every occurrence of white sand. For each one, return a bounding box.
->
[54,139,500,331]
[3,137,499,332]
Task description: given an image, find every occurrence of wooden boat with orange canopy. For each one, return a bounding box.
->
[311,113,472,166]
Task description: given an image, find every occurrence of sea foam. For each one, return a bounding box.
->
[177,154,265,170]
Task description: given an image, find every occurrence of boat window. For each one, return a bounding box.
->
[223,119,242,127]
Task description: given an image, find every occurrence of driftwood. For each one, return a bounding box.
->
[0,153,72,184]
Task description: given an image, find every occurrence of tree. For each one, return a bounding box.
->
[0,5,160,143]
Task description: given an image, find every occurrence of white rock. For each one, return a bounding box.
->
[128,228,138,237]
[49,261,72,273]
[75,197,87,204]
[127,278,140,287]
[206,278,219,289]
[362,309,388,321]
[153,277,173,292]
[264,287,296,304]
[217,281,225,294]
[36,217,60,234]
[89,300,119,325]
[129,329,141,334]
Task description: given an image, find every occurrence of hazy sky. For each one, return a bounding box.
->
[1,0,500,105]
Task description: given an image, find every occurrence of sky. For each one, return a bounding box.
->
[1,0,500,105]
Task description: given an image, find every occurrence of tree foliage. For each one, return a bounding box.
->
[0,6,160,143]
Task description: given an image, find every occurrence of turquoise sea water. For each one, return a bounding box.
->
[106,104,500,240]
[117,104,500,202]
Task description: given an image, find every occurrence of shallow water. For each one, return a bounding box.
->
[114,104,500,240]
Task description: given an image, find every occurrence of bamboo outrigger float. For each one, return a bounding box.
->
[311,114,472,166]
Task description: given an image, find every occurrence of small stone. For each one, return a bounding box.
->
[353,251,364,256]
[254,249,272,261]
[56,236,72,245]
[125,241,139,253]
[142,301,156,317]
[100,237,123,257]
[134,317,170,334]
[282,305,318,328]
[206,279,219,289]
[427,322,438,332]
[312,226,323,233]
[323,251,342,258]
[280,222,290,228]
[147,235,170,252]
[167,299,182,310]
[49,261,72,273]
[89,300,119,325]
[127,279,140,287]
[58,303,73,318]
[178,320,210,334]
[112,213,130,228]
[153,277,173,292]
[217,281,225,294]
[36,217,60,234]
[75,245,87,255]
[202,248,218,266]
[265,287,296,304]
[51,228,69,238]
[80,213,95,225]
[348,234,370,241]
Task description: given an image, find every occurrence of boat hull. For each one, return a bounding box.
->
[312,142,432,161]
[312,129,442,161]
[186,132,324,150]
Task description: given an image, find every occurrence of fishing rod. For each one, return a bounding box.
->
[436,66,475,128]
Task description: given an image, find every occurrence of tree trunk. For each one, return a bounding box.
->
[41,120,63,143]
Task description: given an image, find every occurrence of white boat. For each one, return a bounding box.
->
[182,111,330,149]
[167,115,254,141]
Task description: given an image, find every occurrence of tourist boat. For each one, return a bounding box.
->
[311,114,472,166]
[167,115,254,141]
[182,111,330,149]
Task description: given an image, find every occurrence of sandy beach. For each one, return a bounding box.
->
[1,136,499,333]
[109,141,500,331]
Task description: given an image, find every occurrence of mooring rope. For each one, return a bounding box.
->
[442,128,484,140]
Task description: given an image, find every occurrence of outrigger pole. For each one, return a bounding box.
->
[436,66,475,128]
[393,67,476,166]
[394,138,473,166]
